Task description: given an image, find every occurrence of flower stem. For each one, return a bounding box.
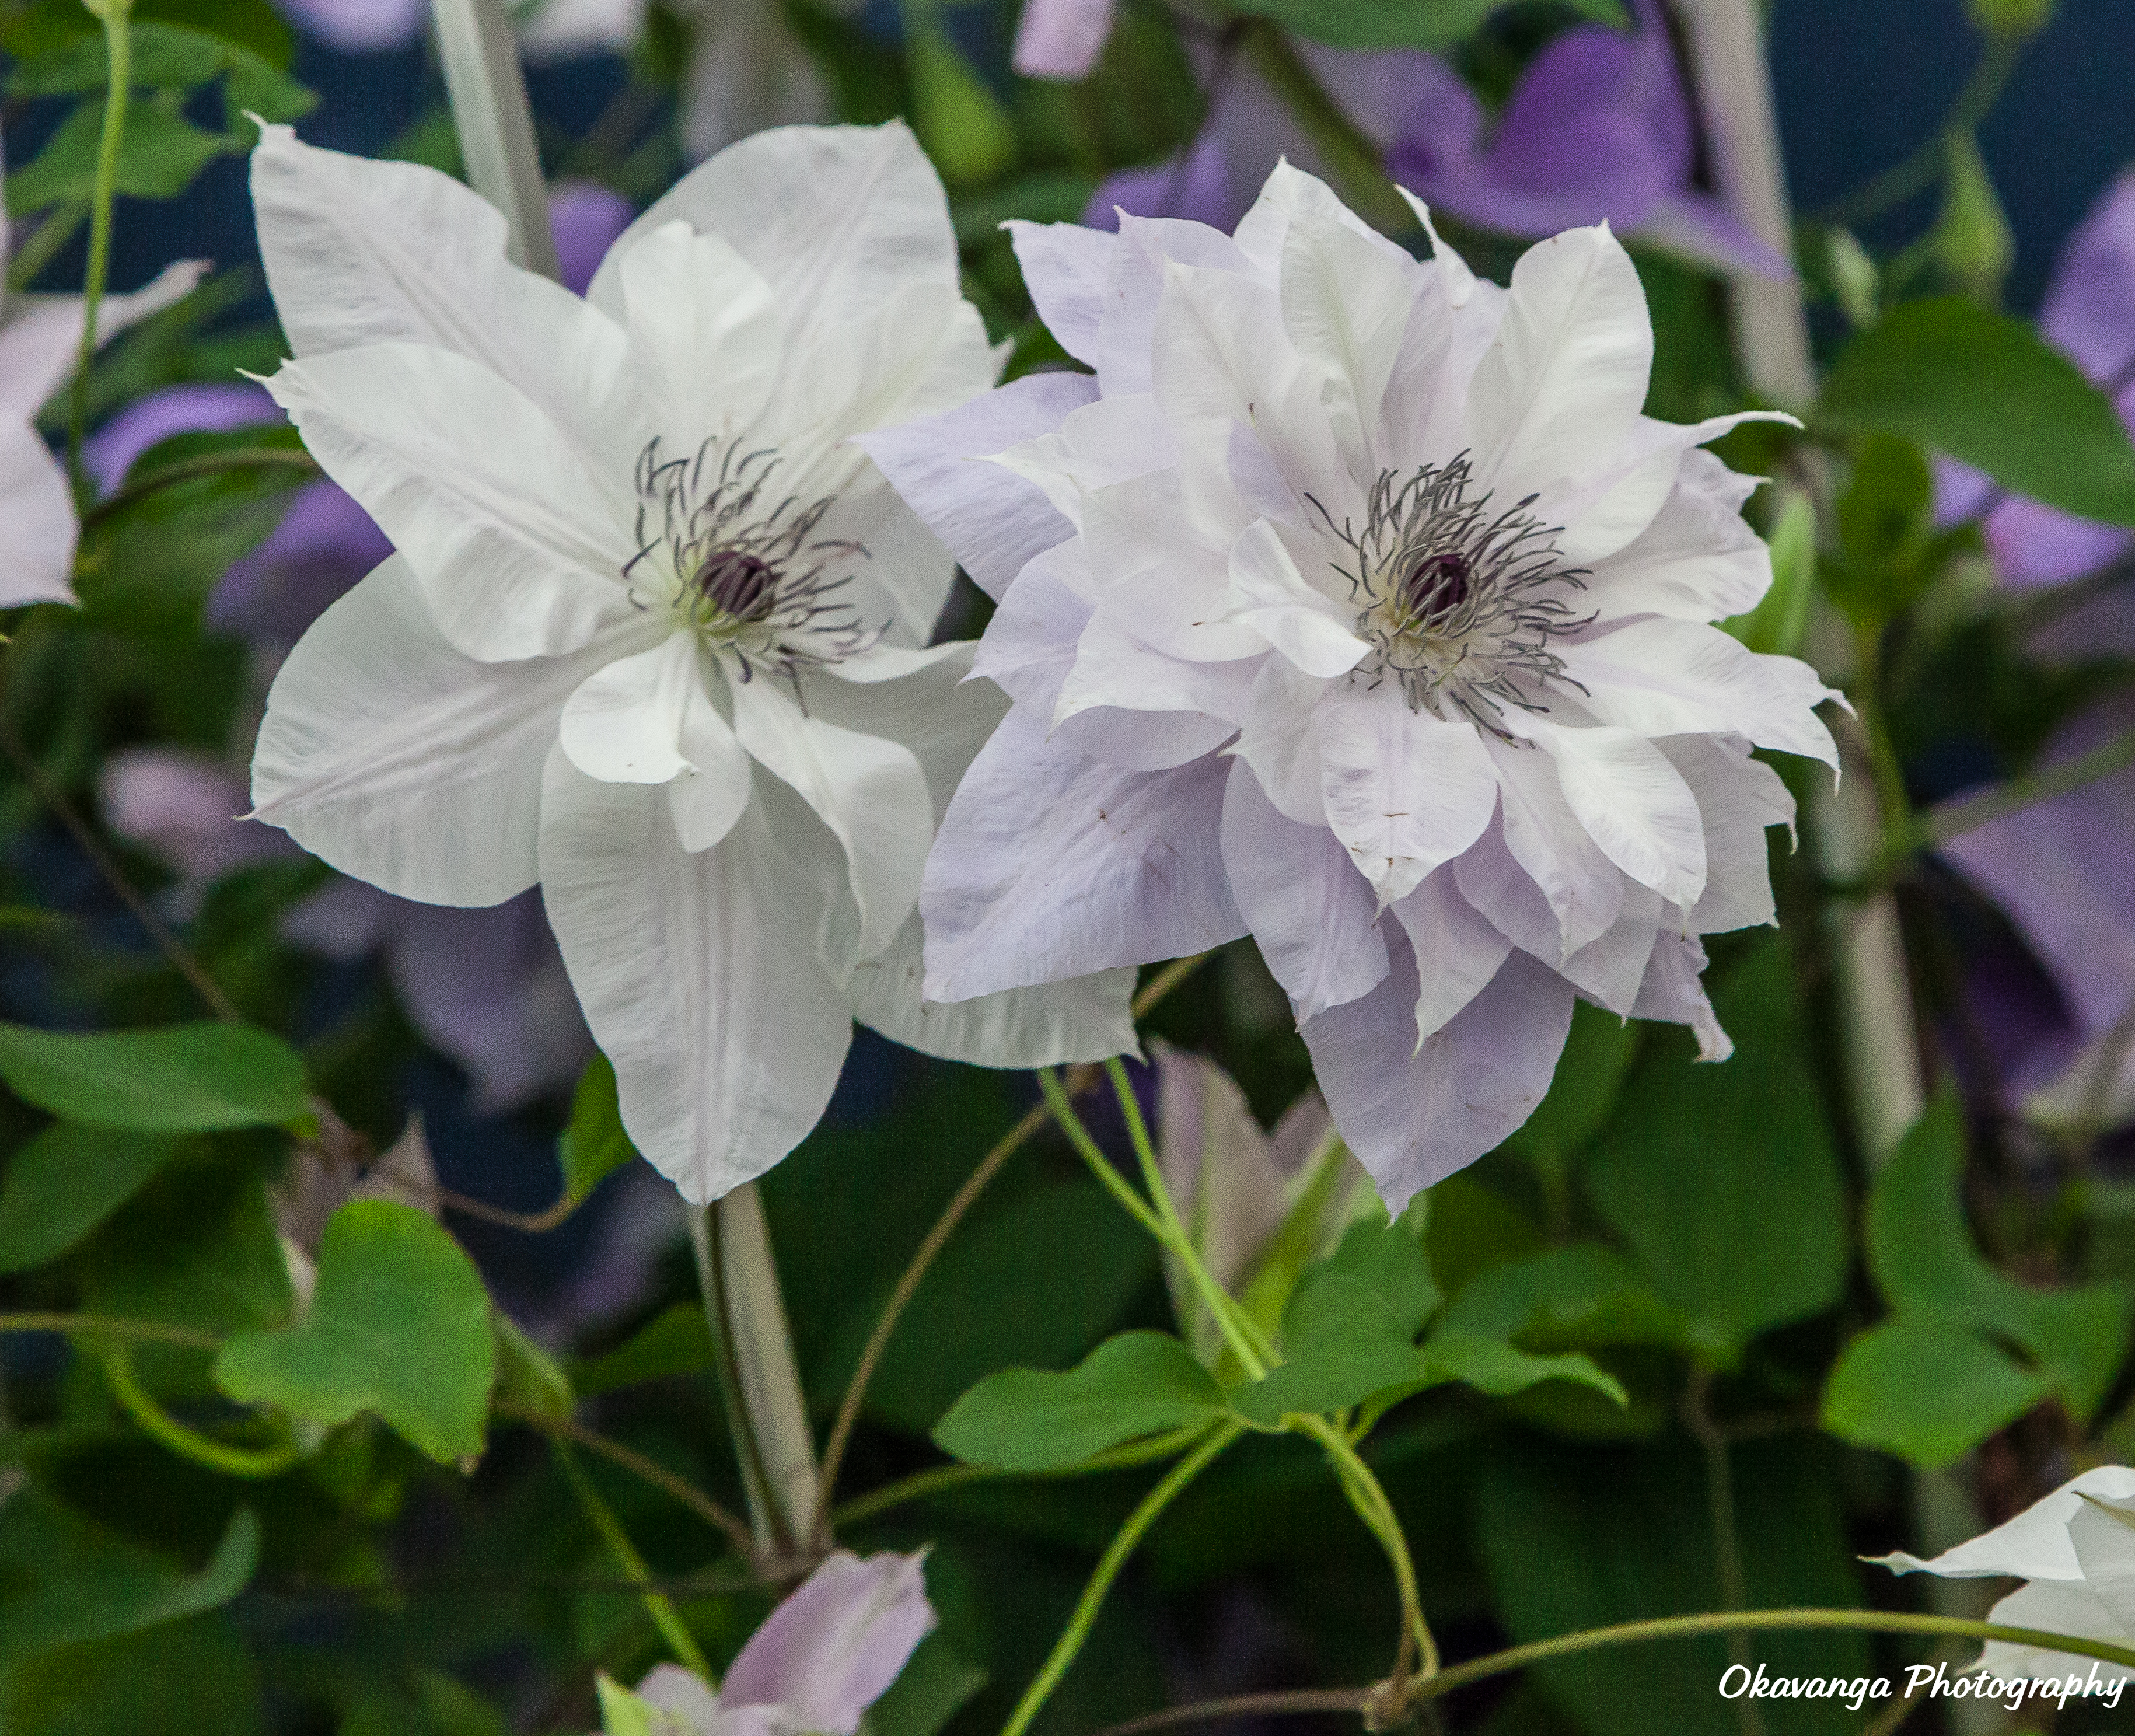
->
[428,0,559,278]
[829,1427,1212,1529]
[688,1189,819,1557]
[1290,1414,1438,1684]
[997,1421,1243,1736]
[553,1438,712,1676]
[100,1345,303,1480]
[1037,1067,1169,1242]
[68,0,135,485]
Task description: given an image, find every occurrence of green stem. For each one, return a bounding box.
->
[553,1440,712,1677]
[100,1345,302,1480]
[1907,723,2135,856]
[1102,1058,1273,1378]
[1291,1415,1437,1681]
[998,1422,1243,1736]
[69,0,135,484]
[81,448,321,531]
[1037,1067,1168,1242]
[831,1428,1212,1529]
[1,1312,220,1350]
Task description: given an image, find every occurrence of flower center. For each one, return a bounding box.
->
[1314,454,1591,737]
[625,434,879,682]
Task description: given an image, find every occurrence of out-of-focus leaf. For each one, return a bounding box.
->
[1822,433,1945,628]
[216,1200,495,1464]
[1820,1317,2052,1467]
[8,21,313,125]
[1501,1000,1641,1173]
[1,1612,265,1736]
[1722,487,1816,656]
[934,1332,1222,1471]
[1422,1174,1543,1303]
[556,1055,637,1207]
[491,1311,572,1422]
[339,1668,505,1736]
[1435,1246,1685,1351]
[0,1125,186,1274]
[1225,0,1619,50]
[570,1302,714,1398]
[1932,131,2012,298]
[5,98,229,211]
[1287,1215,1439,1340]
[0,1021,311,1134]
[907,22,1015,188]
[1415,1330,1626,1406]
[869,1630,987,1736]
[0,1493,257,1672]
[1582,942,1847,1365]
[1473,1436,1868,1735]
[1819,295,2135,527]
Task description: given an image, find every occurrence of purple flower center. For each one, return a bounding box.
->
[1399,551,1473,623]
[696,549,780,623]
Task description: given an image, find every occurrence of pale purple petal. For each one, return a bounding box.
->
[1636,191,1792,279]
[84,382,278,495]
[209,480,395,648]
[549,181,635,298]
[858,373,1097,601]
[919,710,1246,1001]
[1082,137,1240,234]
[1932,454,1997,526]
[1012,0,1114,81]
[722,1551,936,1734]
[1301,924,1574,1211]
[1219,759,1388,1021]
[275,0,427,52]
[100,748,291,890]
[636,1663,720,1728]
[1983,493,2134,588]
[2038,170,2135,385]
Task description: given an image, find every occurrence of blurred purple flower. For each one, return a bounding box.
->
[1935,172,2135,585]
[1082,135,1236,232]
[1384,0,1785,279]
[1014,0,1113,80]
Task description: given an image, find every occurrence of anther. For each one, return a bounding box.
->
[696,549,780,623]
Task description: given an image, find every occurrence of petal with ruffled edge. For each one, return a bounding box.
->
[252,556,654,905]
[1525,717,1707,910]
[1224,517,1370,678]
[1004,221,1114,366]
[1220,761,1388,1021]
[539,750,850,1203]
[723,1551,937,1734]
[264,343,639,662]
[858,372,1097,600]
[1318,694,1500,906]
[1630,928,1732,1060]
[920,708,1246,1001]
[1480,733,1623,958]
[1390,867,1513,1042]
[1584,448,1770,623]
[1302,929,1574,1211]
[731,675,932,961]
[1661,734,1792,933]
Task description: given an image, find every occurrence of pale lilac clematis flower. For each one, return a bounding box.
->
[1082,137,1238,233]
[1014,0,1114,81]
[1385,0,1785,280]
[244,123,1134,1202]
[1872,1465,2135,1690]
[0,149,203,606]
[869,164,1837,1206]
[597,1550,935,1736]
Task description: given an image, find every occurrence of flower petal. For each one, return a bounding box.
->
[1585,448,1771,623]
[0,421,78,606]
[559,634,700,785]
[1005,221,1115,365]
[1302,928,1573,1211]
[1631,928,1731,1060]
[538,750,851,1203]
[858,371,1098,600]
[920,708,1246,1000]
[264,343,637,662]
[1660,734,1792,932]
[617,220,781,441]
[731,674,932,960]
[1976,1580,2135,1683]
[1390,867,1512,1042]
[1225,518,1370,677]
[1011,0,1114,79]
[1479,733,1624,957]
[1221,759,1388,1021]
[1874,1466,2135,1580]
[1526,718,1707,909]
[252,556,642,904]
[0,261,206,422]
[723,1551,937,1733]
[1317,694,1500,905]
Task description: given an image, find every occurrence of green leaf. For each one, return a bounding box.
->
[5,98,229,211]
[1820,1317,2052,1468]
[557,1054,637,1207]
[215,1200,496,1464]
[1,1612,264,1736]
[1501,1000,1641,1172]
[1722,487,1816,656]
[1867,1090,2129,1420]
[1582,941,1848,1364]
[570,1302,714,1398]
[492,1311,572,1422]
[0,1493,257,1672]
[1421,1173,1543,1303]
[1435,1245,1685,1351]
[907,22,1014,188]
[1224,0,1615,50]
[137,0,296,67]
[1819,295,2135,528]
[934,1332,1224,1471]
[1821,433,1944,627]
[1231,1274,1426,1426]
[1288,1215,1440,1340]
[0,1022,311,1134]
[869,1631,987,1736]
[0,1124,185,1274]
[1416,1329,1626,1406]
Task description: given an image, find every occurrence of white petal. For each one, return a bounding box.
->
[920,708,1246,1000]
[617,220,780,441]
[2068,1498,2135,1643]
[1234,656,1332,825]
[1587,447,1771,623]
[797,638,989,825]
[0,263,204,421]
[731,674,932,959]
[1220,760,1388,1021]
[1558,616,1840,770]
[1877,1469,2135,1580]
[1390,867,1512,1042]
[1631,930,1732,1060]
[989,393,1180,533]
[252,556,647,904]
[1004,220,1114,366]
[539,752,850,1203]
[264,344,635,662]
[1225,517,1369,677]
[250,127,638,457]
[1317,694,1500,906]
[0,422,77,606]
[1558,882,1662,1016]
[972,540,1092,715]
[1467,224,1651,513]
[1547,410,1795,570]
[1081,466,1264,662]
[1528,718,1708,909]
[1303,931,1574,1212]
[1480,734,1624,957]
[589,123,957,369]
[1098,212,1259,399]
[1975,1581,2135,1683]
[857,372,1097,600]
[1054,610,1248,770]
[1154,1040,1292,1298]
[559,634,699,784]
[1660,734,1792,932]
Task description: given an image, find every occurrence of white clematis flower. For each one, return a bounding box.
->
[244,121,1134,1203]
[1873,1465,2135,1688]
[1,145,204,607]
[868,162,1839,1208]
